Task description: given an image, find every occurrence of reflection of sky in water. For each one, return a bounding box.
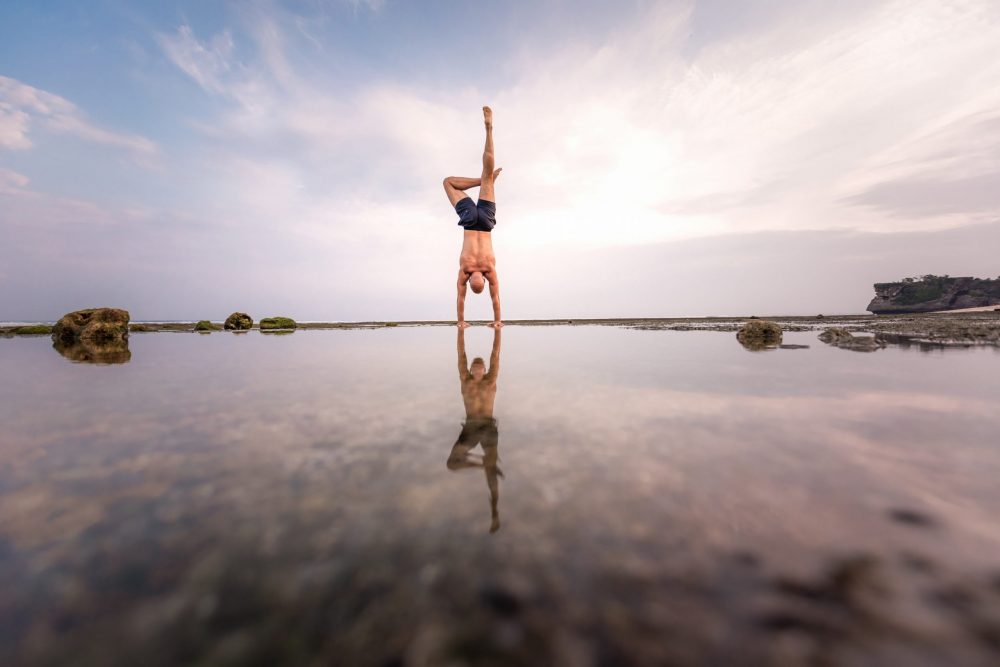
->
[2,328,1000,665]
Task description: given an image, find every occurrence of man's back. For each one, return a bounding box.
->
[460,230,495,275]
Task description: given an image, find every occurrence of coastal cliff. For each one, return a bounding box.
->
[868,275,1000,314]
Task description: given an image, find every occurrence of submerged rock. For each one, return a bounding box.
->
[736,320,782,350]
[53,338,131,364]
[259,316,297,331]
[13,325,53,335]
[818,327,853,344]
[52,308,129,345]
[194,320,222,332]
[819,327,885,352]
[224,312,253,331]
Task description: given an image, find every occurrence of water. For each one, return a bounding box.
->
[2,327,1000,666]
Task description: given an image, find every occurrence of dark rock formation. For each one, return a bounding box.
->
[224,312,253,330]
[819,327,885,352]
[736,320,782,350]
[260,316,297,331]
[868,276,1000,314]
[52,338,131,364]
[194,320,222,332]
[52,308,129,346]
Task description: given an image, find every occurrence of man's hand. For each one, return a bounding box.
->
[490,321,503,328]
[457,321,471,329]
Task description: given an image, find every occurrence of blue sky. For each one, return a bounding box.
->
[2,0,999,321]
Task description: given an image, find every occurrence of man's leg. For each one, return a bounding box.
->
[479,106,495,202]
[443,171,501,207]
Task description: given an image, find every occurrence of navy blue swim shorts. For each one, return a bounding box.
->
[455,197,496,232]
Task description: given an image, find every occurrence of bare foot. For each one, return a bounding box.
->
[493,167,502,181]
[483,106,493,128]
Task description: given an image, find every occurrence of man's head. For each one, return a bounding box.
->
[469,271,485,294]
[470,357,486,380]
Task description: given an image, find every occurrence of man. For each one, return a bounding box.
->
[442,106,503,328]
[447,326,503,533]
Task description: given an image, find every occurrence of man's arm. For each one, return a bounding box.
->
[457,327,470,380]
[485,326,501,380]
[488,272,502,327]
[456,269,469,327]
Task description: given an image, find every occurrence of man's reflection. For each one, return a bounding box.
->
[448,327,503,533]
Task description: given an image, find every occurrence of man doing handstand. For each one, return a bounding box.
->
[443,106,503,328]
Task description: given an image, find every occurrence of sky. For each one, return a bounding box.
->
[1,0,999,321]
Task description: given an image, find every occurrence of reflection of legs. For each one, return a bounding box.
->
[447,423,485,470]
[447,441,484,469]
[483,423,501,533]
[484,444,501,533]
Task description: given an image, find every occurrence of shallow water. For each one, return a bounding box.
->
[2,327,1000,666]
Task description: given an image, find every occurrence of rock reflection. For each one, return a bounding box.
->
[52,338,131,364]
[448,328,503,533]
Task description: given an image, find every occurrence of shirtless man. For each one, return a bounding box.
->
[442,106,503,328]
[447,326,503,533]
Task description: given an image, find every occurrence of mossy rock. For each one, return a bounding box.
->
[14,325,53,335]
[194,320,223,332]
[736,320,782,350]
[818,327,853,344]
[52,308,130,344]
[224,312,253,330]
[129,323,153,332]
[819,327,884,352]
[385,322,399,327]
[259,317,297,330]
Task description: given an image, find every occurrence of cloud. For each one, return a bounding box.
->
[0,75,157,157]
[841,111,1000,219]
[0,167,29,191]
[346,0,385,12]
[6,0,1000,320]
[154,0,1000,254]
[156,25,237,95]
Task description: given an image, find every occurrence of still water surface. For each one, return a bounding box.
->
[2,327,1000,665]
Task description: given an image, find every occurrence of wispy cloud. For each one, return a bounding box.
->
[0,76,157,158]
[154,0,1000,251]
[4,0,999,319]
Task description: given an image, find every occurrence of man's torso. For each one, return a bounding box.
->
[462,378,498,418]
[460,230,495,274]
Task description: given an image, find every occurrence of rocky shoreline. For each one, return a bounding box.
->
[3,311,999,347]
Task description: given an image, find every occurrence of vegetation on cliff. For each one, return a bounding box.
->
[869,275,1000,313]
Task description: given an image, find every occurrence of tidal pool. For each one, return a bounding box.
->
[2,326,1000,666]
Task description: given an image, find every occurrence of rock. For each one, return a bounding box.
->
[224,312,253,331]
[194,320,222,332]
[52,308,129,345]
[818,327,853,344]
[259,316,297,331]
[867,275,1000,314]
[736,320,782,350]
[14,325,53,335]
[129,324,153,333]
[819,327,885,352]
[53,338,131,364]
